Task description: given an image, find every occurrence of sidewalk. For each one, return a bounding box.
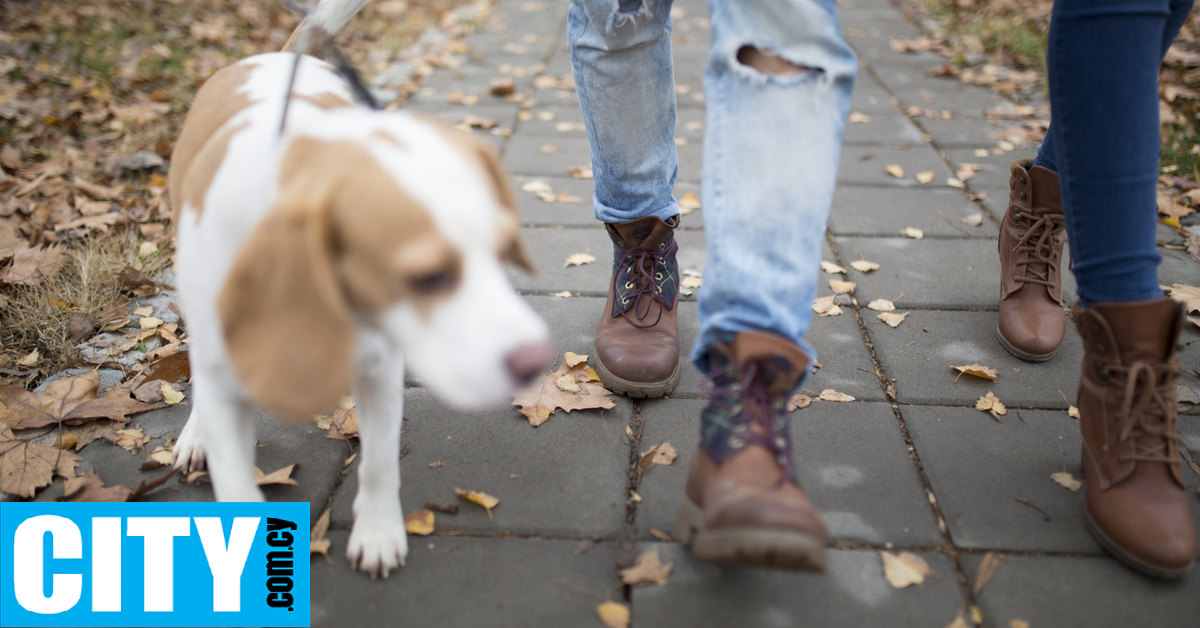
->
[34,0,1200,625]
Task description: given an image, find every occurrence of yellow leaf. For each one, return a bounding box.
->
[555,374,582,393]
[975,391,1007,419]
[1164,283,1200,314]
[679,192,701,214]
[147,446,174,467]
[829,280,856,295]
[161,382,184,405]
[139,317,163,330]
[564,352,589,368]
[886,164,905,178]
[819,389,855,402]
[901,227,924,239]
[404,509,435,536]
[850,260,880,272]
[1011,620,1030,628]
[820,260,846,274]
[915,171,934,184]
[564,252,596,267]
[620,549,673,585]
[137,242,158,258]
[455,487,499,520]
[954,362,1000,382]
[521,180,553,194]
[596,601,630,628]
[881,551,934,588]
[1051,471,1082,492]
[556,192,582,203]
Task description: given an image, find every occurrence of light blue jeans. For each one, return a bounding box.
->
[569,0,857,369]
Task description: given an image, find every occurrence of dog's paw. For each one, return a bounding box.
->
[347,515,409,578]
[172,420,206,473]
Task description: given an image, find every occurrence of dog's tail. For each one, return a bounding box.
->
[281,0,372,53]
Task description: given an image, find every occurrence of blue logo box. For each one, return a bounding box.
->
[0,502,310,627]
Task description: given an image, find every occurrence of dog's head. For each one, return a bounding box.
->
[218,118,551,418]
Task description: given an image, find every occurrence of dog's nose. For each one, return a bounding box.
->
[506,341,553,385]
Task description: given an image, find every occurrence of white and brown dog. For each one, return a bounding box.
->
[168,3,551,577]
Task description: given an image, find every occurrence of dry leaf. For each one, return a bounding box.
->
[848,111,871,123]
[113,428,150,454]
[568,164,593,179]
[953,362,1000,382]
[404,509,435,536]
[454,487,500,520]
[947,177,965,189]
[596,601,630,628]
[974,551,999,595]
[877,312,908,328]
[881,551,934,588]
[829,280,856,295]
[679,192,701,214]
[133,305,154,317]
[812,295,842,316]
[564,352,589,368]
[1011,620,1030,628]
[139,316,163,330]
[850,260,880,272]
[647,527,672,543]
[867,298,896,312]
[901,227,924,239]
[254,464,299,486]
[61,467,131,502]
[1051,471,1082,492]
[145,446,174,468]
[311,508,332,563]
[620,549,672,586]
[555,374,582,393]
[639,441,678,470]
[1164,283,1200,313]
[819,389,855,402]
[787,394,812,411]
[556,191,582,203]
[511,357,615,426]
[915,171,935,184]
[74,178,125,200]
[0,371,161,430]
[550,291,573,298]
[820,260,846,274]
[16,348,39,367]
[976,392,1007,419]
[521,180,553,194]
[564,252,596,267]
[944,608,970,628]
[886,164,905,178]
[161,382,184,405]
[961,213,984,226]
[2,243,69,286]
[0,425,81,498]
[1058,390,1080,418]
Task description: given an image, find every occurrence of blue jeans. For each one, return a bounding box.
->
[568,0,857,369]
[1031,0,1193,307]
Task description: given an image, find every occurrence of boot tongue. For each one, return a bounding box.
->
[1092,298,1181,363]
[1027,165,1061,213]
[607,216,676,249]
[726,331,810,395]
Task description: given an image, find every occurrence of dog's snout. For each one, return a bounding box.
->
[506,341,553,385]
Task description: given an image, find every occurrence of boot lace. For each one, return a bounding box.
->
[705,362,793,484]
[1109,361,1182,464]
[1011,211,1065,288]
[614,239,677,329]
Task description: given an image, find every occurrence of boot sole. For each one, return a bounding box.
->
[672,497,827,571]
[995,324,1058,363]
[1084,509,1195,579]
[594,355,681,399]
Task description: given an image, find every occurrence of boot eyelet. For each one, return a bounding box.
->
[625,281,634,290]
[728,436,745,448]
[1094,361,1109,379]
[655,272,663,280]
[1089,323,1101,333]
[1095,343,1106,354]
[1012,211,1021,220]
[1020,177,1027,185]
[1019,192,1027,200]
[658,244,665,251]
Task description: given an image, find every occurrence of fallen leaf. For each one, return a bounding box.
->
[1178,385,1200,405]
[848,111,871,123]
[1010,620,1030,628]
[881,551,934,588]
[620,549,672,586]
[563,352,589,368]
[74,178,125,200]
[1164,283,1200,313]
[139,316,163,330]
[425,501,459,514]
[550,291,573,298]
[254,464,299,486]
[976,391,1007,418]
[787,394,812,411]
[0,425,81,498]
[60,467,131,502]
[455,487,500,520]
[311,508,332,563]
[877,312,909,327]
[1,243,69,286]
[943,608,970,628]
[901,227,924,239]
[555,374,582,393]
[886,164,905,178]
[539,143,558,154]
[521,180,553,194]
[868,298,896,312]
[16,348,40,367]
[564,252,596,267]
[820,389,855,402]
[161,382,184,405]
[812,295,843,317]
[639,441,678,470]
[145,446,174,468]
[915,171,935,184]
[1051,471,1082,492]
[133,305,154,317]
[113,428,149,454]
[947,177,965,189]
[596,601,630,628]
[850,260,880,272]
[961,213,984,226]
[829,280,856,295]
[404,509,435,535]
[1058,390,1080,418]
[556,191,582,203]
[511,356,615,426]
[820,260,846,274]
[974,552,999,595]
[0,372,161,430]
[679,192,701,214]
[953,362,1000,382]
[568,164,593,179]
[647,527,673,543]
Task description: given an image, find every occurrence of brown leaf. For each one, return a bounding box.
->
[311,507,332,563]
[819,389,855,402]
[60,467,131,502]
[1051,471,1082,492]
[1164,283,1200,314]
[254,464,299,486]
[113,428,150,454]
[969,552,1001,597]
[118,266,160,297]
[639,441,678,470]
[142,351,191,386]
[952,362,1000,382]
[0,424,82,498]
[425,501,459,514]
[975,391,1007,419]
[620,549,673,586]
[881,551,935,588]
[511,357,615,426]
[1,243,69,286]
[73,178,125,200]
[787,394,812,411]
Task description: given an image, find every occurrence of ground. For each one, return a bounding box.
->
[2,0,1200,626]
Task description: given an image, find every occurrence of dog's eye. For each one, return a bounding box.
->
[409,270,456,295]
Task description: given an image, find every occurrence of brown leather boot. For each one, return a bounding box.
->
[673,331,828,570]
[594,216,681,398]
[1074,298,1197,578]
[997,159,1068,361]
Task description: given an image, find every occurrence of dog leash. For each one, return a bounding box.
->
[279,0,381,137]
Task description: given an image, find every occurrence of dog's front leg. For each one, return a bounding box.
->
[346,334,408,578]
[191,372,264,502]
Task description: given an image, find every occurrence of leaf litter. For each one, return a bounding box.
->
[620,548,673,586]
[953,362,1000,382]
[511,354,615,426]
[880,551,935,588]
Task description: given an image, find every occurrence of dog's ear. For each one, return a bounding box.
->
[474,141,538,274]
[218,184,353,420]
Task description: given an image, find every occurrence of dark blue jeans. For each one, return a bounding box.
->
[1031,0,1193,307]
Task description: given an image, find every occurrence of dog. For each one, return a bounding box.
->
[167,4,552,577]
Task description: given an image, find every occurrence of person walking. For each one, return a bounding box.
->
[569,0,856,568]
[995,0,1197,577]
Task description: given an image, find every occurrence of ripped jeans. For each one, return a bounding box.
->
[568,0,857,369]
